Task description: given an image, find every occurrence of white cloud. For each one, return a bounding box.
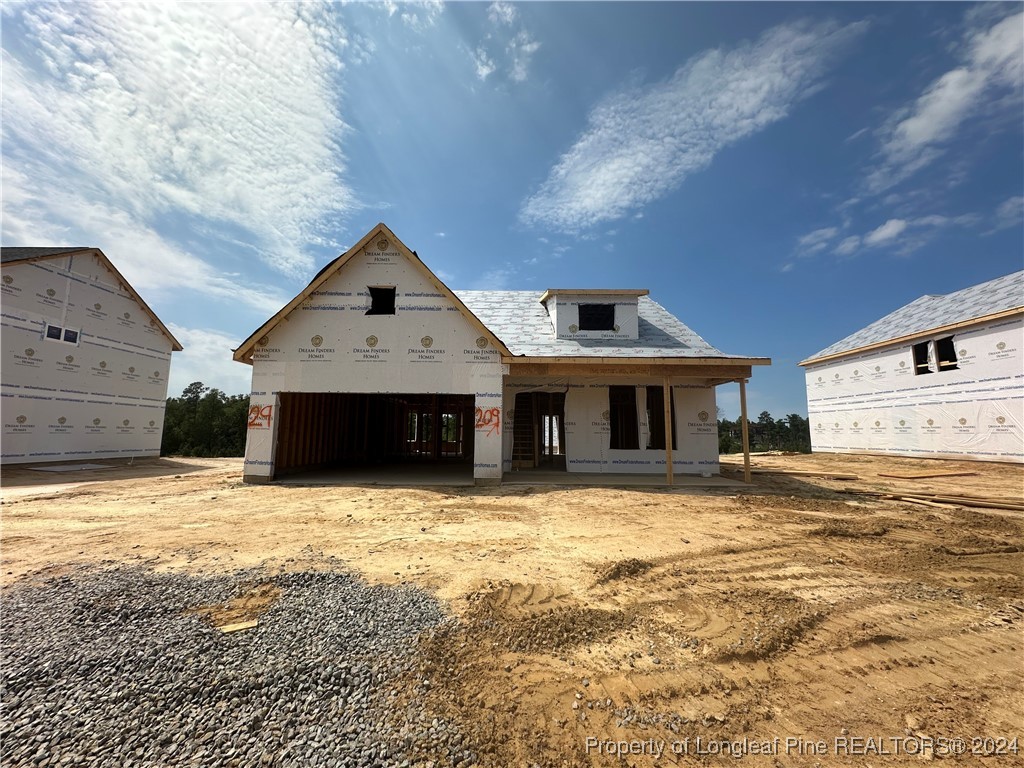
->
[508,30,541,82]
[834,235,861,257]
[166,324,256,397]
[1,164,288,315]
[434,231,447,238]
[472,46,497,81]
[434,268,456,284]
[488,1,518,26]
[863,218,908,246]
[400,0,444,31]
[471,266,516,289]
[833,213,980,257]
[986,195,1024,235]
[1,2,355,276]
[520,19,867,232]
[472,2,541,84]
[796,226,839,256]
[867,10,1023,192]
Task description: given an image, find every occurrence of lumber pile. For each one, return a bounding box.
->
[843,488,1024,513]
[721,465,859,480]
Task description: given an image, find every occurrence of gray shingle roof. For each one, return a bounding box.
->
[454,290,753,359]
[1,247,94,264]
[805,270,1024,362]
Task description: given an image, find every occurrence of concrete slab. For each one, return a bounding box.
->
[270,464,745,489]
[501,470,746,488]
[274,464,475,487]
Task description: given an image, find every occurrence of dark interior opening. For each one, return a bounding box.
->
[578,304,615,331]
[645,385,677,450]
[912,341,932,375]
[46,324,62,340]
[366,286,396,315]
[935,336,958,371]
[274,392,475,477]
[609,385,639,450]
[511,391,566,470]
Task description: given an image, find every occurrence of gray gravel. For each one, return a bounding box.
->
[1,564,472,767]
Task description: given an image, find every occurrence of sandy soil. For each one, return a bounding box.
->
[2,453,1022,766]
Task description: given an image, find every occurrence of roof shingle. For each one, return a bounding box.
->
[454,290,754,359]
[804,270,1024,363]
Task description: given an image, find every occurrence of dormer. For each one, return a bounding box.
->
[539,289,648,341]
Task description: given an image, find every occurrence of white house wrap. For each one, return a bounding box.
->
[801,271,1023,464]
[1,248,181,464]
[233,224,769,484]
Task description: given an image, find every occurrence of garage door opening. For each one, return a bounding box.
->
[273,393,475,482]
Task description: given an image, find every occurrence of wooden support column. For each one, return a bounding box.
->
[739,378,751,484]
[663,376,674,487]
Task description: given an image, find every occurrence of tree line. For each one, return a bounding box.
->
[161,382,810,458]
[718,411,811,454]
[161,382,249,457]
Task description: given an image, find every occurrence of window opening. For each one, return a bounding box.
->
[645,386,677,450]
[440,412,463,457]
[935,336,958,371]
[44,323,80,345]
[912,341,932,375]
[578,304,615,331]
[366,286,396,315]
[609,385,639,449]
[541,414,562,456]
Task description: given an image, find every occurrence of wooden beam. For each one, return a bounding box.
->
[539,288,649,304]
[506,363,754,379]
[739,378,751,484]
[505,356,769,367]
[663,376,673,487]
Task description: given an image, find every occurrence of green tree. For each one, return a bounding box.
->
[719,409,811,455]
[161,382,249,457]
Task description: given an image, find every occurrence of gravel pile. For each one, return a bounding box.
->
[2,564,473,767]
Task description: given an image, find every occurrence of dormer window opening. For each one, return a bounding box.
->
[578,304,615,331]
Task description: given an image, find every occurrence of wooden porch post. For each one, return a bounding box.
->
[739,378,751,483]
[663,376,674,487]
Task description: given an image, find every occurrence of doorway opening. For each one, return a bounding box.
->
[511,391,566,470]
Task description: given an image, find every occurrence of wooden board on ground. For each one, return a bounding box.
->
[217,620,258,634]
[721,466,860,480]
[877,471,979,480]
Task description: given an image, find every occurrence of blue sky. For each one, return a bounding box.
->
[2,1,1021,418]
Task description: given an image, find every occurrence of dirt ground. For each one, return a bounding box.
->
[2,453,1022,766]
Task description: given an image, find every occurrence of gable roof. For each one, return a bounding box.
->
[456,291,763,361]
[0,246,183,351]
[233,223,769,367]
[802,270,1024,365]
[2,247,92,264]
[232,223,512,364]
